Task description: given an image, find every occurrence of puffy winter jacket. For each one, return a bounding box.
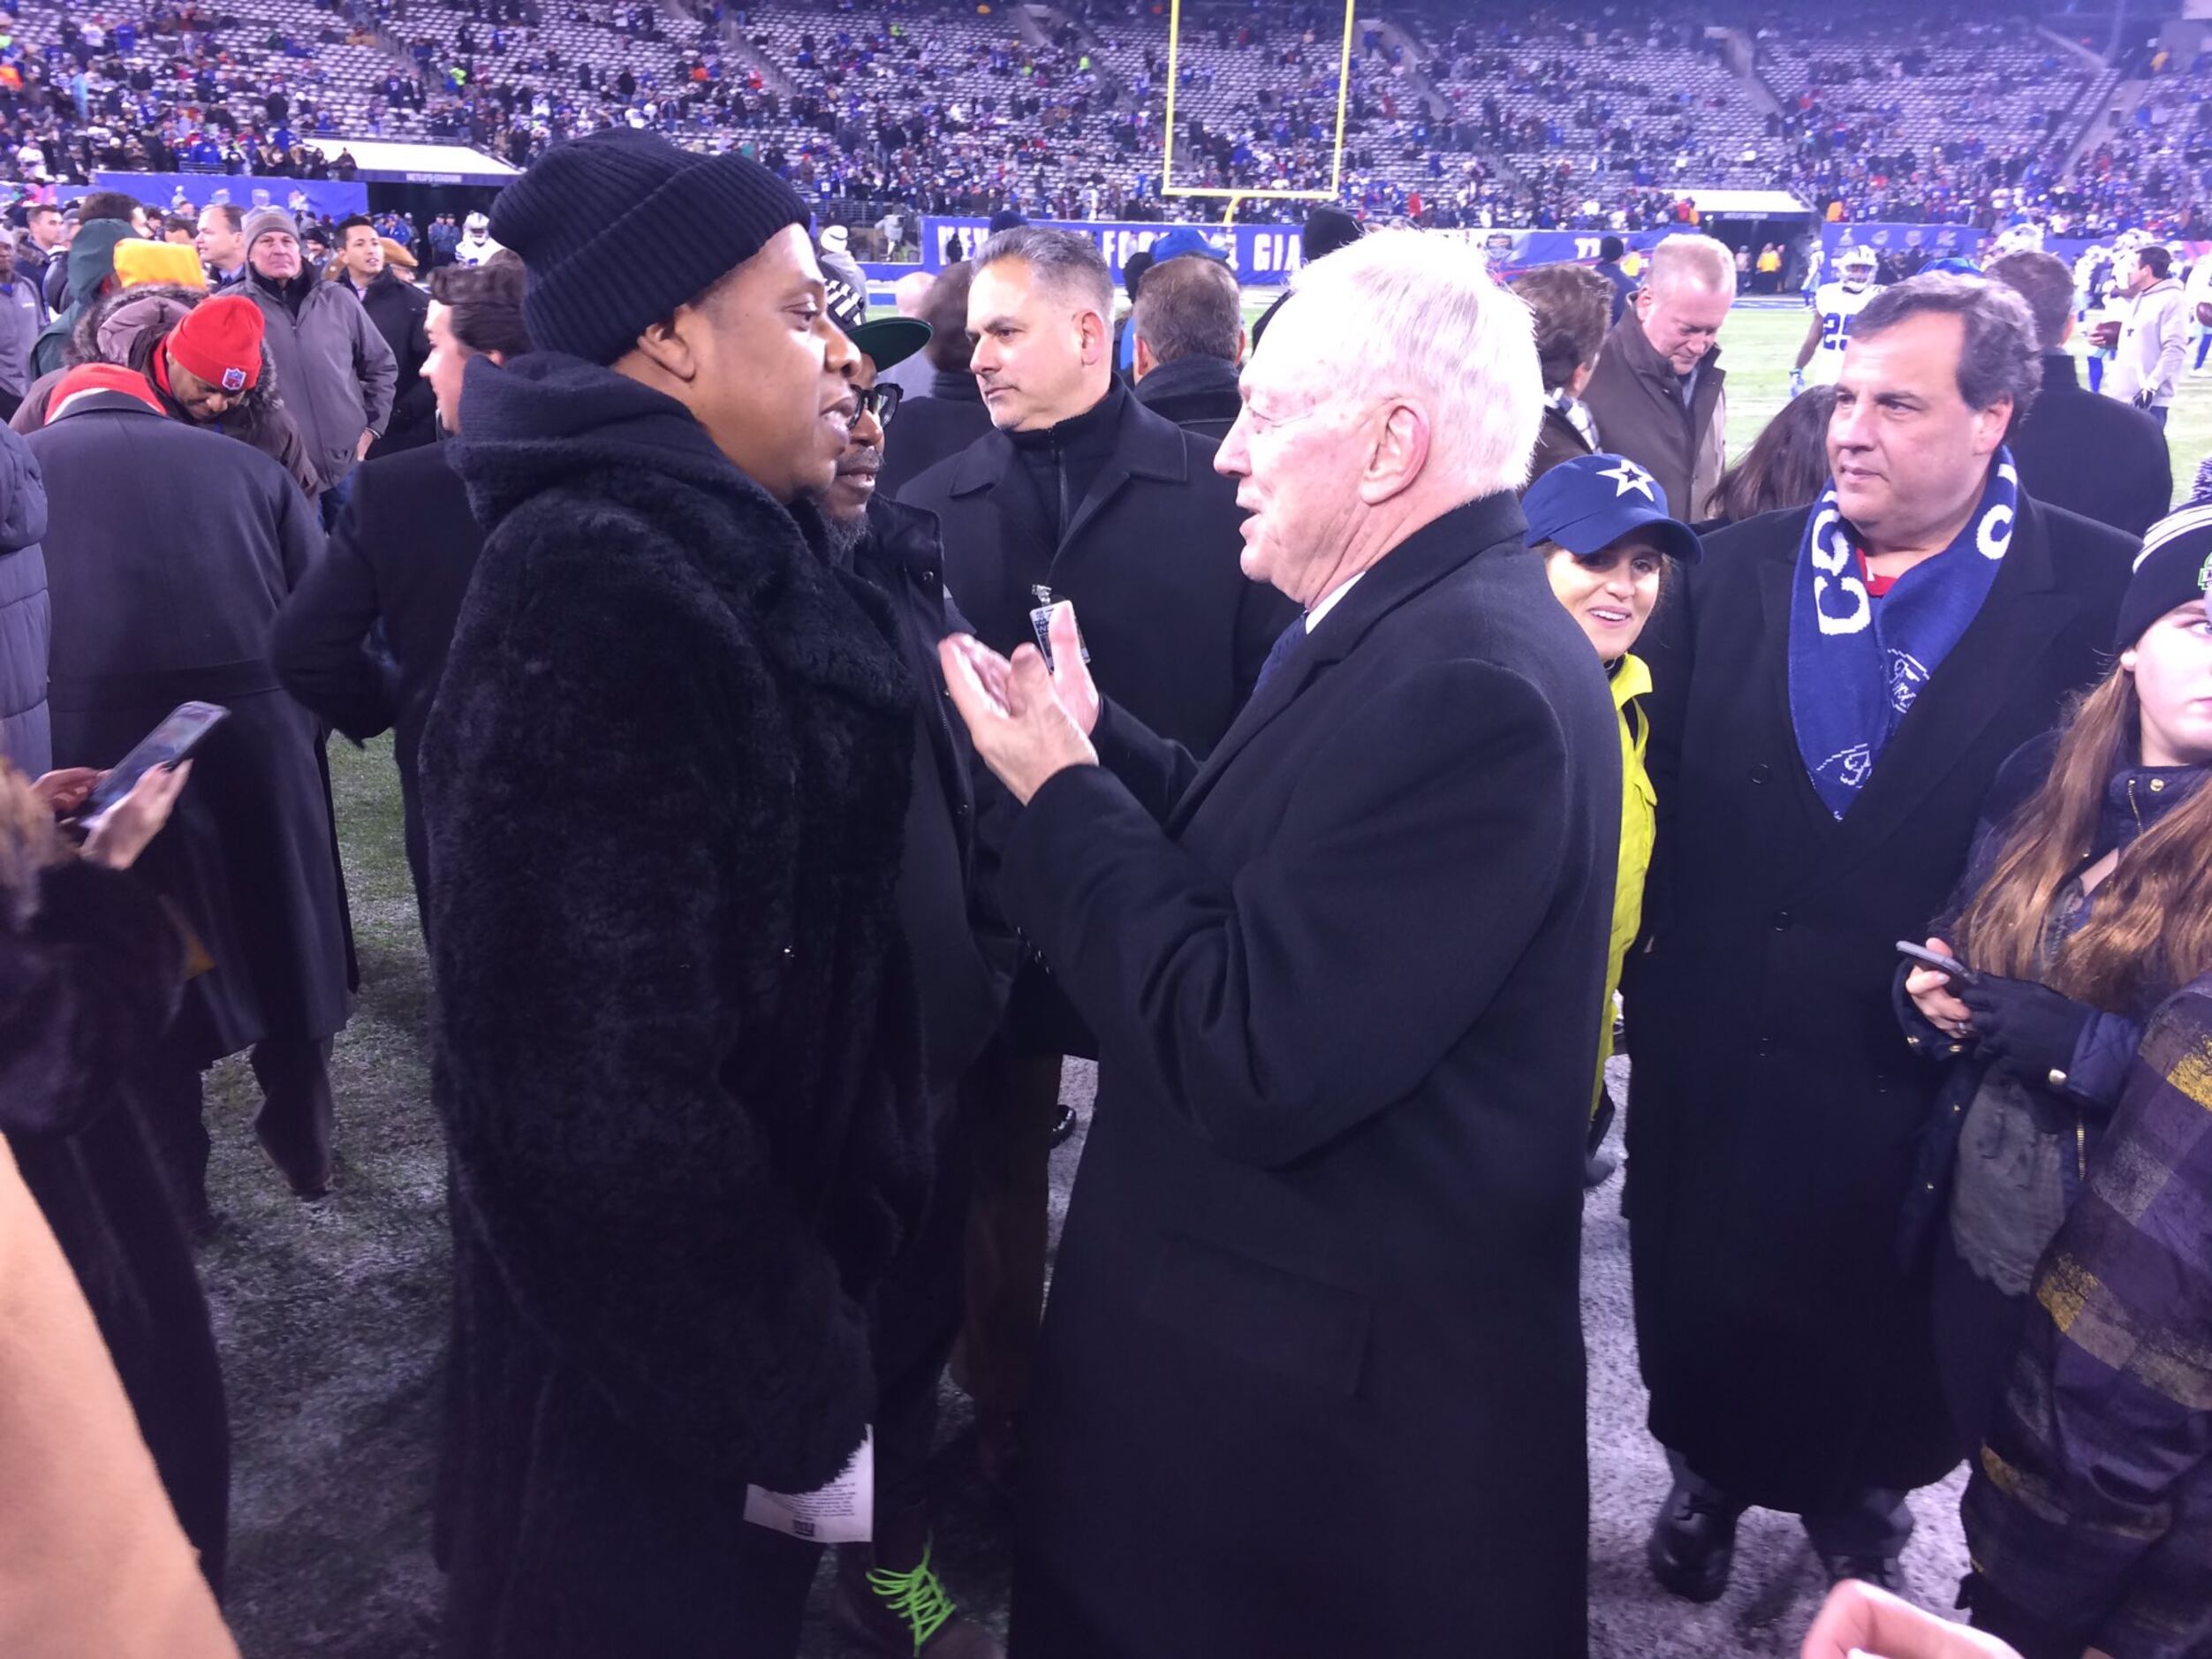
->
[0,420,50,774]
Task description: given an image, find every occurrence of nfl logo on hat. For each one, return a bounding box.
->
[220,367,246,391]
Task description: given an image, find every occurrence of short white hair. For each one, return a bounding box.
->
[1285,228,1540,495]
[892,269,935,316]
[1646,233,1735,294]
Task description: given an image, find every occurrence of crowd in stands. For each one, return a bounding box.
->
[2,0,2211,238]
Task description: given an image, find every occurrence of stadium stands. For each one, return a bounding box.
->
[1,0,2207,239]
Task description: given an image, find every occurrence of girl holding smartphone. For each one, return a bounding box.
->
[1901,505,2212,1445]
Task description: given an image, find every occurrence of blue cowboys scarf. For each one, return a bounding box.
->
[1789,451,2019,818]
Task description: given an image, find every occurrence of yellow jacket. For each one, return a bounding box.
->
[1594,653,1656,1112]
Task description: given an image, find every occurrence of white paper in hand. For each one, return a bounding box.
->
[743,1428,873,1544]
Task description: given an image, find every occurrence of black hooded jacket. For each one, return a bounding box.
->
[420,352,931,1657]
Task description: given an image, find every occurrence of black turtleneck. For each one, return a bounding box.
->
[1005,379,1125,556]
[252,265,318,317]
[928,367,982,404]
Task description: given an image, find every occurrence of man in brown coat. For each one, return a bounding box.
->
[1583,233,1732,519]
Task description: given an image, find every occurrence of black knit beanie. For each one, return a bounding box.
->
[2116,504,2212,650]
[1302,206,1364,264]
[489,130,811,366]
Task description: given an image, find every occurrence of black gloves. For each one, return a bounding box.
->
[2132,388,2157,410]
[1958,973,2095,1085]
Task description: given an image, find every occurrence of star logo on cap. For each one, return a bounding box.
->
[1598,458,1656,501]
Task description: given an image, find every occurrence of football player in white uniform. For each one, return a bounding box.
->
[2183,246,2212,375]
[1792,244,1882,395]
[453,211,504,268]
[2073,243,2111,319]
[2087,239,2143,395]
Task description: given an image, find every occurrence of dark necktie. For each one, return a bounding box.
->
[1252,616,1308,694]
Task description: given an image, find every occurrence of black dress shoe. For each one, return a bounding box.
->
[1822,1553,1906,1593]
[1050,1104,1080,1148]
[1647,1481,1740,1602]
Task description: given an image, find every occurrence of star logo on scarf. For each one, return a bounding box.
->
[1598,459,1656,501]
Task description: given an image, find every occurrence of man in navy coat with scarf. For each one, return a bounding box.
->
[1626,274,2134,1598]
[941,230,1617,1659]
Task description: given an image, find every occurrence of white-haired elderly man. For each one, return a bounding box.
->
[940,229,1619,1659]
[1584,231,1736,521]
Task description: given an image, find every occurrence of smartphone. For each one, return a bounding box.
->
[80,701,229,822]
[1895,941,1975,985]
[1027,587,1090,672]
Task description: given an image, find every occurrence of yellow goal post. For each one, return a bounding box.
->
[1160,0,1359,222]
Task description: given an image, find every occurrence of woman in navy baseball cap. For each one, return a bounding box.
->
[1523,451,1704,1186]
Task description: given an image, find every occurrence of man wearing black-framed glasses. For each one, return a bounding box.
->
[818,254,1015,1659]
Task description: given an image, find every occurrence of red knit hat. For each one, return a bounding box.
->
[49,364,166,419]
[166,294,264,393]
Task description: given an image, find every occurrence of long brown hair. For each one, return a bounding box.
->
[1712,386,1834,524]
[0,761,61,933]
[1953,665,2212,1014]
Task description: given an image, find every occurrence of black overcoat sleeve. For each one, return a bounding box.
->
[1630,548,1697,950]
[1001,660,1572,1168]
[2120,430,2173,540]
[1088,695,1199,824]
[273,458,326,588]
[0,859,184,1141]
[940,587,1021,1009]
[269,493,396,742]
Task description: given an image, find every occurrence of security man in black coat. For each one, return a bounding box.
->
[900,228,1289,755]
[273,254,529,930]
[1986,248,2170,538]
[1627,276,2134,1598]
[898,225,1294,1487]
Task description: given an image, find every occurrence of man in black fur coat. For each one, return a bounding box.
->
[418,132,931,1659]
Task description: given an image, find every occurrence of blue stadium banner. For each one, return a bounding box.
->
[92,172,370,222]
[922,216,1670,286]
[1820,222,1985,264]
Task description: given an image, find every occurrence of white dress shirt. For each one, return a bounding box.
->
[1305,570,1366,633]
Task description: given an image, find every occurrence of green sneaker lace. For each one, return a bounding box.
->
[865,1535,957,1655]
